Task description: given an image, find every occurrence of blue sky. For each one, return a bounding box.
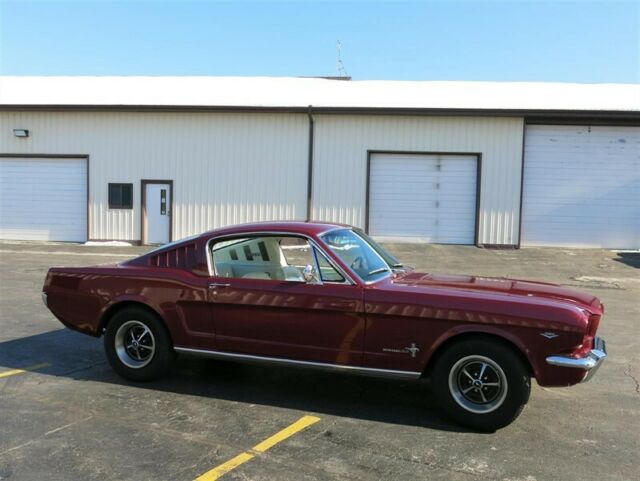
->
[1,0,638,82]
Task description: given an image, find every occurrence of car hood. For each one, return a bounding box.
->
[391,271,602,313]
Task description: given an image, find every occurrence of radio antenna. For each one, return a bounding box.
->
[336,40,348,77]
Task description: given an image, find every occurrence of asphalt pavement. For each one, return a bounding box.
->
[1,241,638,481]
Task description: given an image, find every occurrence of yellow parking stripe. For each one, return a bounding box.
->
[251,415,320,452]
[194,415,320,481]
[0,363,51,379]
[196,452,255,481]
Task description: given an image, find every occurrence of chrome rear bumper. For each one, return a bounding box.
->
[546,337,607,383]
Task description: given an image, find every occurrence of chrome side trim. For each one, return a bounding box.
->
[546,336,607,383]
[317,225,344,236]
[174,347,422,380]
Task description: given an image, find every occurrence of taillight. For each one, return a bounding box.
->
[43,269,53,291]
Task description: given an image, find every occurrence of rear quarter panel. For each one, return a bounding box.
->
[44,265,211,347]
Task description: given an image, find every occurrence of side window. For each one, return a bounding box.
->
[212,235,308,282]
[212,236,275,280]
[279,237,315,268]
[211,235,347,283]
[314,248,345,282]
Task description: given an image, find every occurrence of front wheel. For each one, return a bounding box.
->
[104,307,174,382]
[432,338,531,431]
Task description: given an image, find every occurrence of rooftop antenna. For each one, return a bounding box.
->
[336,40,348,77]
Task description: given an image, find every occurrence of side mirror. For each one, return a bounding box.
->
[302,265,321,284]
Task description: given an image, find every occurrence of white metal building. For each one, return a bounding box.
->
[0,77,638,248]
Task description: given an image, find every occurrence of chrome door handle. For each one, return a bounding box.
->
[209,282,231,289]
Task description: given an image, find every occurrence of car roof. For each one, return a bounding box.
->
[125,221,354,267]
[198,220,352,239]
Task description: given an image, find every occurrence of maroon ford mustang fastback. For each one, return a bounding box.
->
[42,221,606,431]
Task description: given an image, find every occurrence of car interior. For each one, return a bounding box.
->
[211,235,344,282]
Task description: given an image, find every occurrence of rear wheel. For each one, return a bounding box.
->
[432,338,531,431]
[104,307,174,382]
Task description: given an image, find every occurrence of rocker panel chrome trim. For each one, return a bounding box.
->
[174,347,422,379]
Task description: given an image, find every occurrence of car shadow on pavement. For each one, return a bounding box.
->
[0,328,470,433]
[612,252,640,269]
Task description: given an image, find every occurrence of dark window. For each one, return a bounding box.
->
[108,183,133,209]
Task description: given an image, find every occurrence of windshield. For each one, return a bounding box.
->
[353,229,403,268]
[320,229,391,282]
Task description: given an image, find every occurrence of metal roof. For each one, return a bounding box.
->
[1,76,638,114]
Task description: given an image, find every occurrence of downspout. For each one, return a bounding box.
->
[306,105,314,221]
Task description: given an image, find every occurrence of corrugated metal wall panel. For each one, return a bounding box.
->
[312,115,524,245]
[0,111,309,241]
[0,111,524,245]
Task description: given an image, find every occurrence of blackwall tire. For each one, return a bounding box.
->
[432,338,531,432]
[104,307,174,382]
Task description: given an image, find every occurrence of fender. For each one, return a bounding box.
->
[98,294,168,334]
[421,323,542,380]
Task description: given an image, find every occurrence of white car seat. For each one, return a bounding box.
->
[242,271,272,280]
[281,266,305,282]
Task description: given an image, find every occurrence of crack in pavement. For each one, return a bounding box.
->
[0,415,94,456]
[322,432,503,481]
[623,364,640,395]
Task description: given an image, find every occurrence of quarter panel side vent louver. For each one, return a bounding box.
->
[148,243,197,269]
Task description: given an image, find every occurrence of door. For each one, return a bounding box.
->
[208,235,365,365]
[0,157,87,241]
[368,153,478,244]
[522,125,640,248]
[143,181,171,245]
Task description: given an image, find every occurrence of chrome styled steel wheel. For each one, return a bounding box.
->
[448,355,508,414]
[433,339,530,430]
[114,320,156,369]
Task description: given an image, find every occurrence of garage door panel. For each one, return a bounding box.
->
[0,158,87,242]
[369,154,477,244]
[522,125,640,249]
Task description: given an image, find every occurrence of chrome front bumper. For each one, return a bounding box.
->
[546,337,607,383]
[41,292,48,308]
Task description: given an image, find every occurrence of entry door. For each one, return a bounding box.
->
[144,182,171,244]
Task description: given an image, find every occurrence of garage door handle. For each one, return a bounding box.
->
[209,282,231,289]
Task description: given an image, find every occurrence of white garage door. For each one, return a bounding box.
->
[522,125,640,249]
[0,157,87,242]
[368,153,478,244]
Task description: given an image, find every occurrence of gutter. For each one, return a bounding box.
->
[2,104,639,122]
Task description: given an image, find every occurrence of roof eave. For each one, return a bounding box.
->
[1,104,639,122]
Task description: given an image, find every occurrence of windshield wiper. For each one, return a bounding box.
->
[367,267,389,276]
